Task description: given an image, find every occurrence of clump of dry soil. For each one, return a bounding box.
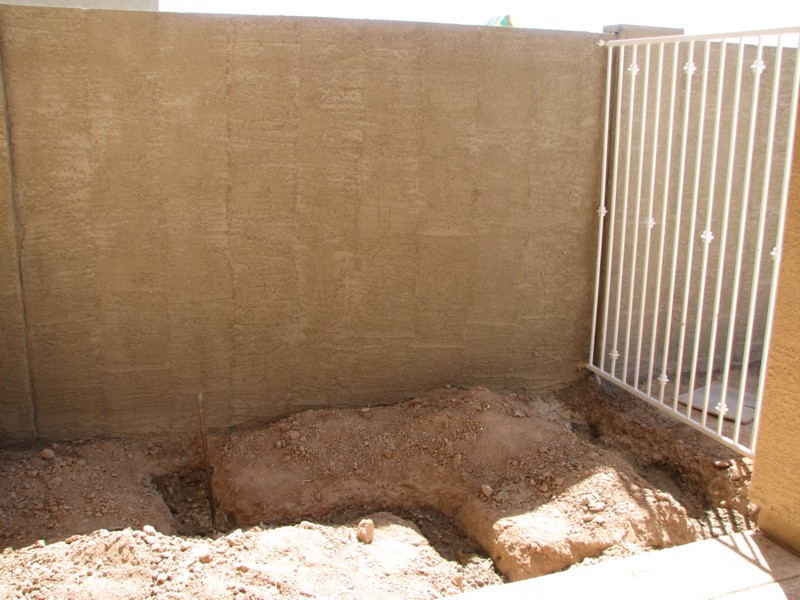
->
[0,382,754,598]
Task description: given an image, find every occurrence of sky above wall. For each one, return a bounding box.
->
[159,0,799,35]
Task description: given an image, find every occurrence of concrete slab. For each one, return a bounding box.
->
[719,575,800,599]
[678,382,757,423]
[458,532,800,600]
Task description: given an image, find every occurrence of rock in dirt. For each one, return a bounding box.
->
[480,484,494,498]
[356,519,374,544]
[40,448,55,461]
[588,501,607,513]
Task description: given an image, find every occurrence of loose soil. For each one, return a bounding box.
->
[0,380,755,599]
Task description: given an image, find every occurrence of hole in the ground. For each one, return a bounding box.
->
[638,461,706,518]
[152,467,504,586]
[152,467,232,536]
[573,425,710,520]
[570,421,600,443]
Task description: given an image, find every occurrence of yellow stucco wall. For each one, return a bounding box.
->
[751,106,800,553]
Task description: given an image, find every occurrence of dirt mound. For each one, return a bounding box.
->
[0,513,487,599]
[0,383,752,597]
[214,387,699,580]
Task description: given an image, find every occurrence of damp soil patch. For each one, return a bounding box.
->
[152,468,219,536]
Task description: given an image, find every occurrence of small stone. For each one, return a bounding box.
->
[35,540,45,548]
[554,477,564,487]
[581,496,591,506]
[514,410,525,418]
[382,450,393,459]
[275,440,284,449]
[539,484,549,493]
[444,384,452,389]
[595,516,606,525]
[288,431,301,441]
[156,572,168,584]
[714,460,732,469]
[144,536,157,546]
[360,407,370,413]
[235,563,250,573]
[143,525,156,535]
[582,513,594,522]
[180,541,191,552]
[357,519,374,544]
[588,501,606,513]
[40,448,55,461]
[453,454,462,468]
[481,484,493,498]
[538,447,548,455]
[198,552,213,564]
[65,535,80,544]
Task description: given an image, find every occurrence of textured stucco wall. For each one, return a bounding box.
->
[751,106,800,553]
[0,43,32,442]
[0,6,605,439]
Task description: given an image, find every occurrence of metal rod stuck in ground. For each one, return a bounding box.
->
[196,391,218,531]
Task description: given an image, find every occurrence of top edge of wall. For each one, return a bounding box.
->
[0,0,157,11]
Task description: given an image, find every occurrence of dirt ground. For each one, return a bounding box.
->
[0,380,755,599]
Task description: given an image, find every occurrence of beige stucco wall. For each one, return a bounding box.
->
[0,7,605,440]
[0,46,33,441]
[751,106,800,553]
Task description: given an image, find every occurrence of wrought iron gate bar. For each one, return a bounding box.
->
[589,27,800,457]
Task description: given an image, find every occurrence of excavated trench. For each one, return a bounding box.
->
[0,380,755,598]
[148,383,753,583]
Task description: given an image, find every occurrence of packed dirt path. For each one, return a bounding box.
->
[0,383,754,598]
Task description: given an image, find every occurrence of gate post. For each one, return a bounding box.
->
[751,104,800,553]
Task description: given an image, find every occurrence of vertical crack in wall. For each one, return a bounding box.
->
[0,32,38,440]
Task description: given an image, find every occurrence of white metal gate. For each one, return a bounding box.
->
[588,27,800,456]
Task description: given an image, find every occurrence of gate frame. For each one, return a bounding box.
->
[587,26,800,457]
